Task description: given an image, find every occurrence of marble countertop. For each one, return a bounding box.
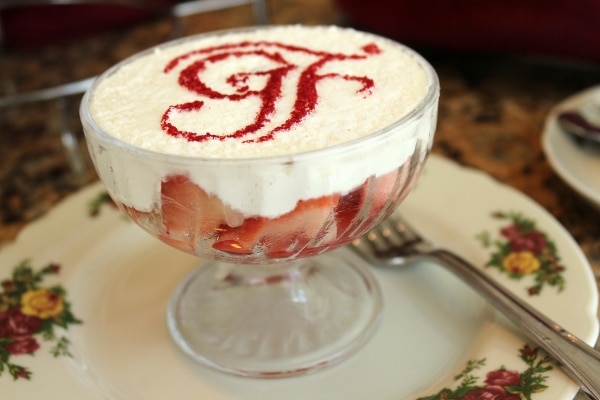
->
[1,1,599,291]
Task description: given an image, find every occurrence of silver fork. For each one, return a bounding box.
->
[351,216,600,400]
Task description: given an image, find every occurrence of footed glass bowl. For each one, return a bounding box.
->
[80,26,439,378]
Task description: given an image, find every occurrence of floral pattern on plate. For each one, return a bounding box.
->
[477,211,566,295]
[0,260,81,380]
[417,344,552,400]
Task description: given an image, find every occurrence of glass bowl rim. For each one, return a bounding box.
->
[80,24,440,166]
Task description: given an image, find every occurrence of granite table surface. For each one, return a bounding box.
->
[1,0,599,313]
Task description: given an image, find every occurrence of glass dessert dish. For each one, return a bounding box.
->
[80,25,439,378]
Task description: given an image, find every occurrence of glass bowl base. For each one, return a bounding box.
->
[166,247,383,378]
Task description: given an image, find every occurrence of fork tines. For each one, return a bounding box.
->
[355,216,423,260]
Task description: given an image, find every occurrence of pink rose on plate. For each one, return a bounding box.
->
[458,369,522,400]
[0,307,42,338]
[0,307,42,356]
[485,368,521,386]
[500,224,547,255]
[5,335,40,355]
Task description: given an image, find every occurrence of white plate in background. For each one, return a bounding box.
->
[542,85,600,209]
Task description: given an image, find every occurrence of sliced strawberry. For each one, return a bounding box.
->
[212,217,266,255]
[334,181,368,240]
[334,169,401,243]
[213,195,339,259]
[159,174,243,255]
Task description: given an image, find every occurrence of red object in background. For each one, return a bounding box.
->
[0,1,178,51]
[335,0,600,63]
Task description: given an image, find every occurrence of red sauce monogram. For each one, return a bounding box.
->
[160,40,381,143]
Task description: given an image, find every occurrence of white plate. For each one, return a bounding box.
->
[0,155,597,399]
[542,85,600,208]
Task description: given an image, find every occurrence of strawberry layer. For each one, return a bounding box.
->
[117,165,417,260]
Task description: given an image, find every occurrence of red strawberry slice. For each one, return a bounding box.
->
[213,195,339,259]
[334,182,368,239]
[159,174,243,254]
[334,169,400,242]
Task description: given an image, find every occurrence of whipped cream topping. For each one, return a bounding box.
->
[90,25,428,158]
[84,25,438,217]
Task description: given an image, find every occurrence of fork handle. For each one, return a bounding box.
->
[430,249,600,400]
